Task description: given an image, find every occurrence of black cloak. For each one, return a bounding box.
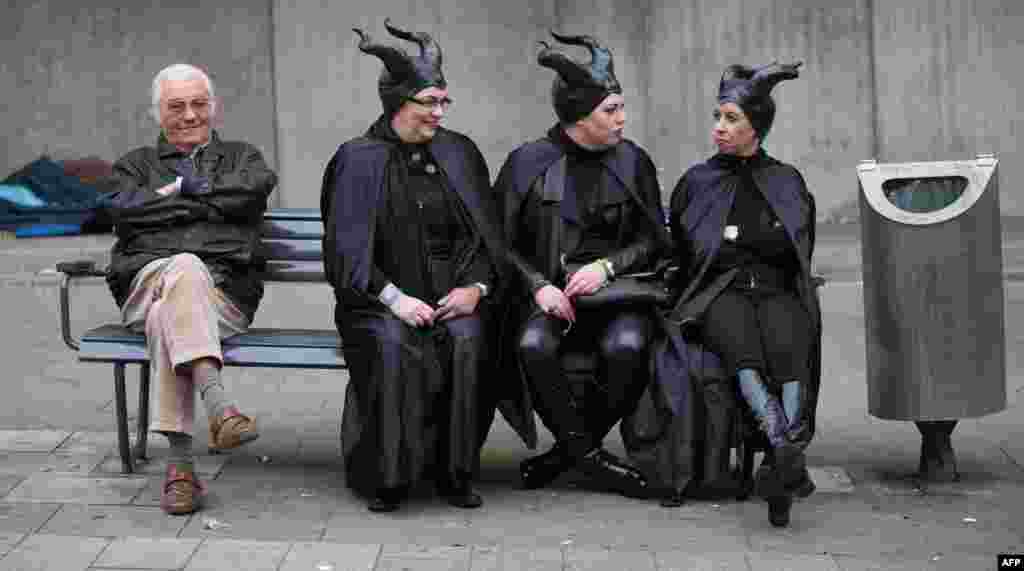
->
[493,128,670,450]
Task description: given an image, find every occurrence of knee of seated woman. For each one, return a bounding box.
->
[600,328,648,358]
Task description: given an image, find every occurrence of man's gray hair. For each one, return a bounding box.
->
[150,63,216,122]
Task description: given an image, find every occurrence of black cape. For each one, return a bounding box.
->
[494,130,671,449]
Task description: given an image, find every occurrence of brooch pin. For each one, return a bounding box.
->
[724,225,739,241]
[425,164,437,174]
[410,152,421,162]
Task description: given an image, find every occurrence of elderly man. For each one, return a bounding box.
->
[101,63,277,515]
[320,21,503,512]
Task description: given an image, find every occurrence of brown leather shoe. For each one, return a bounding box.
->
[207,406,259,451]
[160,464,206,515]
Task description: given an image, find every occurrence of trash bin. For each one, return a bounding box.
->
[857,154,1006,481]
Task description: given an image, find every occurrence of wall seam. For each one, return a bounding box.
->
[268,0,283,208]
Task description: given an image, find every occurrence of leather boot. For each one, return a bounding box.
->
[367,486,406,513]
[520,442,573,490]
[753,395,805,496]
[575,447,651,499]
[437,476,483,509]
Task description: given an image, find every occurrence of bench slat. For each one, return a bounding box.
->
[79,325,346,369]
[262,261,325,282]
[259,239,323,262]
[261,219,324,240]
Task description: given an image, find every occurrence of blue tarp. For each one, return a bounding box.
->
[0,156,111,237]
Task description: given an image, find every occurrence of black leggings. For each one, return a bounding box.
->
[701,288,811,387]
[518,309,651,443]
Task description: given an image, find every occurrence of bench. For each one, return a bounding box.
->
[57,208,341,474]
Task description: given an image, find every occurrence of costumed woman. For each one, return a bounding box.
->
[320,20,503,512]
[667,62,821,527]
[494,32,671,498]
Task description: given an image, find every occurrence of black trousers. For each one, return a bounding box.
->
[517,309,651,447]
[701,287,812,388]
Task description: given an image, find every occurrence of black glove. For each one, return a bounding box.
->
[174,159,211,196]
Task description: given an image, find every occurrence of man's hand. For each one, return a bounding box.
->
[387,292,436,328]
[433,286,482,322]
[563,262,609,298]
[534,284,576,324]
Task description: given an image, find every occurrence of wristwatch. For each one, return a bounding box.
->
[472,282,490,297]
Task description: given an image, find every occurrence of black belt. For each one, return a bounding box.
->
[730,264,791,291]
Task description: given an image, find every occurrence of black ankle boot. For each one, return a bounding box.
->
[767,493,793,527]
[368,486,406,513]
[520,442,573,490]
[576,448,650,499]
[437,477,483,509]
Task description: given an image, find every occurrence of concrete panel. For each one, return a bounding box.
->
[0,1,277,198]
[647,0,875,216]
[273,0,562,207]
[873,0,1024,214]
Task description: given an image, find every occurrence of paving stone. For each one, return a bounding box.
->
[38,504,188,537]
[6,474,147,504]
[469,546,565,571]
[381,544,471,561]
[0,476,23,497]
[0,451,107,477]
[746,551,841,571]
[376,557,468,571]
[809,466,855,494]
[278,542,380,571]
[0,502,62,533]
[830,553,931,570]
[183,539,290,571]
[0,533,108,571]
[0,532,25,557]
[653,550,751,571]
[176,484,337,542]
[93,448,228,478]
[54,431,125,455]
[93,536,201,569]
[562,547,657,570]
[0,430,71,452]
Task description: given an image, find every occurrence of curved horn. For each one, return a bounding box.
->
[384,19,441,64]
[750,61,802,95]
[353,28,414,77]
[537,43,593,87]
[550,31,615,79]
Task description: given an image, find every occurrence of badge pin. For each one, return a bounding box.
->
[772,220,783,228]
[411,152,421,162]
[724,225,739,241]
[425,164,437,174]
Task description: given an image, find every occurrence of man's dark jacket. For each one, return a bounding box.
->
[494,128,671,449]
[664,150,821,449]
[102,131,275,321]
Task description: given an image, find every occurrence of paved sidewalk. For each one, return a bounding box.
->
[0,429,1020,570]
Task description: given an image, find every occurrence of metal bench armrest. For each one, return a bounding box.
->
[57,260,108,351]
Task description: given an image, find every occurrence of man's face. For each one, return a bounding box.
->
[575,93,626,148]
[712,102,759,157]
[158,78,213,152]
[392,86,450,144]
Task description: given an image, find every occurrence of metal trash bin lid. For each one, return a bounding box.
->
[857,154,997,226]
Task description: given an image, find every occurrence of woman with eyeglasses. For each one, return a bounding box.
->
[494,32,670,499]
[320,21,504,513]
[667,62,821,527]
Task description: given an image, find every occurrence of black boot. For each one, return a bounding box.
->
[367,486,406,513]
[437,476,483,509]
[576,447,651,499]
[753,395,805,497]
[520,442,574,490]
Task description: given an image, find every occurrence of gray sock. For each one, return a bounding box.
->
[164,431,194,468]
[193,360,233,420]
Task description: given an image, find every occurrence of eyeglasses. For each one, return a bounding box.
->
[164,98,211,117]
[406,96,453,111]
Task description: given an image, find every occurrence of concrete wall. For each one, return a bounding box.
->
[3,1,1021,217]
[873,0,1024,214]
[0,1,277,198]
[273,0,656,208]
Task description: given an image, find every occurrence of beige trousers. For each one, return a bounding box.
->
[121,254,250,435]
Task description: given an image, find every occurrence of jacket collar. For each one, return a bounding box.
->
[157,130,224,160]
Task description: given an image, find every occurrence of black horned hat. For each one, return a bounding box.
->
[717,61,802,139]
[537,31,622,124]
[353,19,446,116]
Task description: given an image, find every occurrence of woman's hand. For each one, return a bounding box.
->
[534,284,576,324]
[433,286,483,322]
[386,293,436,328]
[564,262,610,298]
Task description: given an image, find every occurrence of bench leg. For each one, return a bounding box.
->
[133,364,150,462]
[113,363,134,474]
